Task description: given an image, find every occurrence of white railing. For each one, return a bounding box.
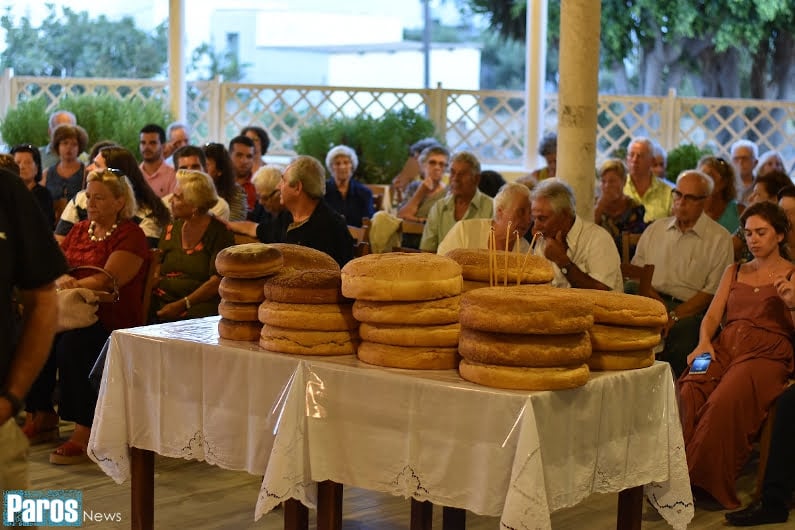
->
[2,69,794,172]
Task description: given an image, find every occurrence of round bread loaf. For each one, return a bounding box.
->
[264,269,348,304]
[588,349,655,371]
[359,322,460,348]
[462,280,491,293]
[582,289,667,327]
[269,243,340,272]
[341,253,462,301]
[458,328,591,367]
[589,324,662,351]
[258,301,357,331]
[445,248,554,284]
[352,296,460,325]
[218,277,268,303]
[260,325,357,356]
[459,359,590,391]
[218,318,262,341]
[218,301,260,322]
[357,341,459,370]
[215,243,283,278]
[460,285,593,334]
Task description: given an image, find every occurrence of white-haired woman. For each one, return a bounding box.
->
[323,145,374,227]
[225,165,292,243]
[23,168,150,464]
[152,170,234,322]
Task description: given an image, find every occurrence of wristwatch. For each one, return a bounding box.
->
[668,310,680,323]
[0,390,23,417]
[560,260,572,275]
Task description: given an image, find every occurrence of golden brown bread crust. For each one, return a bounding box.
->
[458,359,590,391]
[458,328,591,367]
[259,325,357,355]
[215,243,284,278]
[460,285,593,334]
[589,324,662,351]
[217,318,262,341]
[341,253,463,301]
[359,322,460,347]
[588,349,656,371]
[352,296,460,325]
[258,301,358,331]
[445,248,554,284]
[268,243,340,272]
[357,341,459,369]
[263,270,349,304]
[218,301,260,322]
[462,280,491,293]
[218,277,268,303]
[581,289,668,327]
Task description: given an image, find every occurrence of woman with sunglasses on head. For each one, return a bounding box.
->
[55,146,171,248]
[698,155,744,234]
[11,144,55,226]
[202,143,248,221]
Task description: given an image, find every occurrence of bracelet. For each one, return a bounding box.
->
[0,390,23,417]
[184,297,191,310]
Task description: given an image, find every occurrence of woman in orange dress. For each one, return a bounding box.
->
[678,201,794,509]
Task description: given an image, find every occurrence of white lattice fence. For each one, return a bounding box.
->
[11,75,168,110]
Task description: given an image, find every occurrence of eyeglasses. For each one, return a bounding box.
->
[259,189,280,201]
[671,189,707,203]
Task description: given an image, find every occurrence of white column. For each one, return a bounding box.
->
[168,0,186,122]
[524,0,548,172]
[557,0,601,220]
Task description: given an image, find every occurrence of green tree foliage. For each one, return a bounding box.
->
[296,109,437,184]
[189,43,250,82]
[665,143,714,183]
[0,5,167,78]
[0,95,171,157]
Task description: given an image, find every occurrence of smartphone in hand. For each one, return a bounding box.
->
[689,352,712,375]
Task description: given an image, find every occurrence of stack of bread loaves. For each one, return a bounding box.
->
[216,243,284,341]
[458,285,593,390]
[445,248,553,292]
[342,253,463,369]
[258,267,359,355]
[583,290,667,370]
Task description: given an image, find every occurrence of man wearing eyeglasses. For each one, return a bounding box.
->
[632,170,734,376]
[730,139,758,206]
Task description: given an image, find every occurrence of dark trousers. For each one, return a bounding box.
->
[763,384,795,508]
[25,322,109,427]
[659,294,704,378]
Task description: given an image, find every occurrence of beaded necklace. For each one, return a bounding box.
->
[88,220,119,242]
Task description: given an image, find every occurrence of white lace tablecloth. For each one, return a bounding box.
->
[89,317,693,530]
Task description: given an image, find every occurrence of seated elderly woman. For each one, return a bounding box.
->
[437,182,532,255]
[323,145,374,227]
[679,202,794,510]
[397,145,451,222]
[55,146,171,247]
[11,144,55,226]
[43,124,89,203]
[151,170,234,322]
[593,158,647,254]
[23,168,150,464]
[756,150,786,178]
[698,156,743,234]
[226,165,292,243]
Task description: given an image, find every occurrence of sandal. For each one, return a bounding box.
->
[21,413,60,445]
[49,440,89,465]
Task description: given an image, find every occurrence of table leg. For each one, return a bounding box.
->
[442,506,466,530]
[616,486,643,530]
[130,447,154,530]
[283,499,308,530]
[410,499,433,530]
[317,480,343,530]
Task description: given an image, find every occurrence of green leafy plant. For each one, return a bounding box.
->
[1,94,172,157]
[295,108,437,184]
[665,143,714,183]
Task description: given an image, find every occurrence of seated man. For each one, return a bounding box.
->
[437,182,531,255]
[420,152,493,252]
[624,137,674,222]
[632,170,733,376]
[531,179,623,291]
[278,155,354,267]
